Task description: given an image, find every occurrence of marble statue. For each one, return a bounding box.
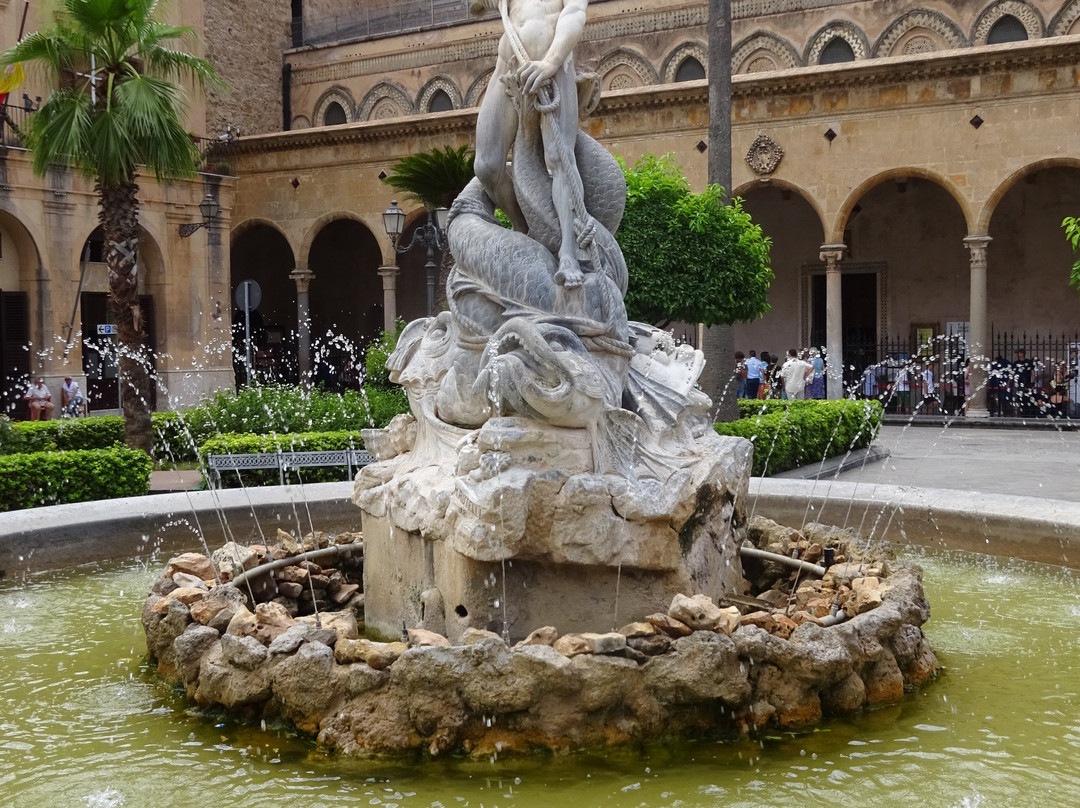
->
[355,0,753,642]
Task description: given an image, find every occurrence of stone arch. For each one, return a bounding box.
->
[873,10,967,57]
[417,75,464,113]
[313,86,357,126]
[297,211,378,269]
[595,46,659,90]
[1049,0,1080,35]
[358,81,415,121]
[0,205,45,288]
[732,178,828,239]
[465,67,495,108]
[975,157,1080,233]
[306,217,385,353]
[833,167,973,243]
[804,21,870,65]
[970,1,1045,44]
[660,41,708,84]
[232,217,297,259]
[732,32,802,73]
[74,222,165,294]
[290,115,312,130]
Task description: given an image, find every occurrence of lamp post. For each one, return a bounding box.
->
[178,192,221,237]
[382,200,449,315]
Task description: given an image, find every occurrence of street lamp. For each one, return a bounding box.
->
[382,200,449,315]
[179,192,221,237]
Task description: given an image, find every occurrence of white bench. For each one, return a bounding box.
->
[205,448,376,489]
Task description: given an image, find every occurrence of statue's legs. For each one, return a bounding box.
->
[474,60,527,231]
[542,64,587,288]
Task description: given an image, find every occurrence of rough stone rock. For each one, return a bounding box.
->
[273,642,338,731]
[165,553,217,581]
[825,562,881,589]
[803,596,834,618]
[862,652,905,703]
[308,574,331,591]
[151,576,179,596]
[225,606,259,640]
[514,626,558,647]
[276,565,309,585]
[221,632,270,670]
[462,627,503,644]
[644,632,750,706]
[645,613,692,638]
[172,572,209,590]
[668,594,739,635]
[335,639,408,670]
[789,610,824,627]
[255,601,295,629]
[196,643,272,708]
[846,576,884,616]
[268,622,338,655]
[302,531,329,551]
[212,542,259,580]
[408,628,451,648]
[554,632,626,656]
[341,662,390,697]
[330,583,360,604]
[276,581,304,599]
[758,589,789,608]
[821,671,866,714]
[151,586,207,614]
[552,633,589,657]
[297,611,357,642]
[189,585,248,626]
[172,625,220,686]
[627,633,672,656]
[275,529,301,554]
[618,622,657,638]
[802,542,823,564]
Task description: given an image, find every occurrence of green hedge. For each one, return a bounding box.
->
[716,399,882,476]
[198,430,368,488]
[0,446,152,511]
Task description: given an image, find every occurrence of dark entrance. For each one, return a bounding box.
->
[80,292,156,411]
[809,268,880,387]
[0,291,30,418]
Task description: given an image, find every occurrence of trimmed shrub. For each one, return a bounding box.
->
[198,430,368,488]
[0,446,152,511]
[716,399,882,476]
[364,319,406,389]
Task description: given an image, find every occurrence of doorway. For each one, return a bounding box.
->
[80,292,156,411]
[807,265,884,387]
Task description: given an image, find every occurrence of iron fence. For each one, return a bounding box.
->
[844,329,1080,417]
[0,99,36,148]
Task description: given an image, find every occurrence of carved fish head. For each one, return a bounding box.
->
[474,317,619,428]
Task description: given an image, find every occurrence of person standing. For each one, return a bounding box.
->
[734,351,747,399]
[781,348,813,400]
[918,363,937,414]
[894,364,911,414]
[744,350,763,400]
[806,348,826,399]
[24,377,54,420]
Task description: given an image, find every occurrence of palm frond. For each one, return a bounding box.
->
[382,145,475,209]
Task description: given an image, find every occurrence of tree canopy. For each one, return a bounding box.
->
[617,153,773,328]
[1066,216,1080,296]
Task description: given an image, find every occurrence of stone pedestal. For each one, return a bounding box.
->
[357,417,752,644]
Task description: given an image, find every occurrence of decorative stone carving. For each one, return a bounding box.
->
[805,21,870,64]
[902,35,937,55]
[596,46,659,88]
[355,0,752,643]
[970,0,1045,45]
[660,41,709,83]
[745,133,784,175]
[1049,0,1080,36]
[312,86,356,126]
[732,32,802,73]
[417,75,464,113]
[357,80,415,121]
[873,10,966,58]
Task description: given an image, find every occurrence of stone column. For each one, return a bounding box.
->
[290,266,314,385]
[819,244,847,399]
[378,264,399,333]
[964,236,992,418]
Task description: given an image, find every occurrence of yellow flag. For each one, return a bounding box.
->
[0,62,25,97]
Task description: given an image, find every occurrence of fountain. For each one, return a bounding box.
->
[134,0,941,758]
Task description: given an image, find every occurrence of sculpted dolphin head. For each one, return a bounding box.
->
[474,317,621,428]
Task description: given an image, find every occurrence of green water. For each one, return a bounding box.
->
[2,551,1078,808]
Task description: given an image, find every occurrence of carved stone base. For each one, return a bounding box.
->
[358,425,753,643]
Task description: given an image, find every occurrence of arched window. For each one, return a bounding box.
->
[428,89,453,113]
[987,15,1029,44]
[323,102,347,126]
[820,37,856,64]
[674,57,705,82]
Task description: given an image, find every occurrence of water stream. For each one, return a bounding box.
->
[2,550,1077,807]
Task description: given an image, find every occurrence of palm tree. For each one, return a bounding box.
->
[382,144,474,310]
[1,0,222,453]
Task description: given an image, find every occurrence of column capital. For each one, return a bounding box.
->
[289,265,314,293]
[963,235,992,260]
[377,264,400,279]
[819,243,847,265]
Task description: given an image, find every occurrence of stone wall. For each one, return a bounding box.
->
[204,0,292,137]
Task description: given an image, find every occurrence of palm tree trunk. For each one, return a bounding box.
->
[100,178,153,454]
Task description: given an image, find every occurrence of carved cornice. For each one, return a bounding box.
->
[291,5,707,87]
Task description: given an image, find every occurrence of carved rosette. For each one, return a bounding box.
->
[745,134,784,175]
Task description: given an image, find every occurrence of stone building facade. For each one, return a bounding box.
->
[225,0,1080,411]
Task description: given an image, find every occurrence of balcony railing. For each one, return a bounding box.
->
[0,99,37,148]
